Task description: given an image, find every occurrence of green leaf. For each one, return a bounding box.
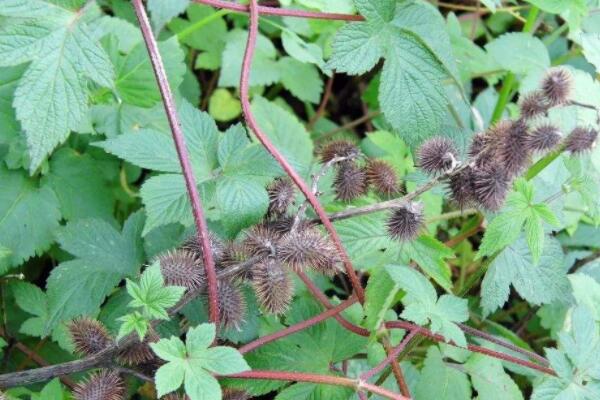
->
[569,274,600,321]
[0,1,114,171]
[364,268,400,331]
[481,236,570,316]
[43,148,115,221]
[582,33,600,73]
[38,378,65,400]
[251,96,314,177]
[0,166,61,268]
[278,57,323,104]
[126,263,185,320]
[485,32,550,76]
[219,29,280,87]
[147,0,189,33]
[328,0,455,142]
[281,30,325,68]
[45,212,145,332]
[152,323,249,400]
[117,311,149,341]
[415,347,471,400]
[464,354,523,400]
[385,265,468,346]
[208,88,241,122]
[477,210,527,259]
[12,281,48,337]
[216,176,269,234]
[113,37,185,108]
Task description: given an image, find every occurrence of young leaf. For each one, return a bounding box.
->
[385,265,468,346]
[151,323,250,400]
[117,311,149,341]
[0,0,114,171]
[126,262,185,320]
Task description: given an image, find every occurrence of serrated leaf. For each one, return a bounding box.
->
[481,236,570,316]
[117,311,148,341]
[216,176,269,234]
[0,2,114,171]
[278,57,323,104]
[465,354,523,400]
[281,30,324,68]
[582,33,600,73]
[45,212,145,332]
[0,167,61,268]
[485,32,550,76]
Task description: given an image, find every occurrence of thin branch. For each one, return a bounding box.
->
[132,0,219,326]
[319,111,382,141]
[385,321,555,376]
[194,0,364,21]
[362,330,417,385]
[307,74,335,130]
[240,0,365,302]
[226,370,408,400]
[239,296,357,354]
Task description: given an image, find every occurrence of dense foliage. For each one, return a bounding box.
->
[1,0,600,399]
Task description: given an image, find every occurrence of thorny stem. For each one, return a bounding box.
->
[131,0,220,326]
[240,0,365,303]
[226,370,408,400]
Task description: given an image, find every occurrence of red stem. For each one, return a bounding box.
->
[297,272,369,336]
[194,0,364,21]
[458,323,550,366]
[226,370,408,400]
[385,321,556,376]
[239,296,357,354]
[362,330,417,382]
[132,0,219,326]
[308,74,335,130]
[240,0,365,302]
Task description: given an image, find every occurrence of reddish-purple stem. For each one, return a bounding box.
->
[240,0,365,302]
[131,0,219,326]
[362,330,418,381]
[194,0,364,20]
[386,321,556,376]
[239,296,357,354]
[226,370,408,400]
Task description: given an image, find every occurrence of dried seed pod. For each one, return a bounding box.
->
[242,224,281,257]
[181,232,226,264]
[278,227,340,274]
[73,370,125,400]
[366,159,401,196]
[541,68,572,106]
[519,91,549,119]
[333,162,367,202]
[219,243,253,281]
[472,163,510,211]
[525,124,562,152]
[118,333,158,366]
[468,133,487,160]
[386,202,424,242]
[495,119,530,176]
[565,126,599,154]
[252,258,293,315]
[319,140,360,163]
[156,249,204,291]
[217,279,246,330]
[223,389,250,400]
[267,178,295,216]
[417,137,458,175]
[448,166,475,209]
[68,318,112,356]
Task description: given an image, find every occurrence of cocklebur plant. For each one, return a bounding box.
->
[2,1,600,400]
